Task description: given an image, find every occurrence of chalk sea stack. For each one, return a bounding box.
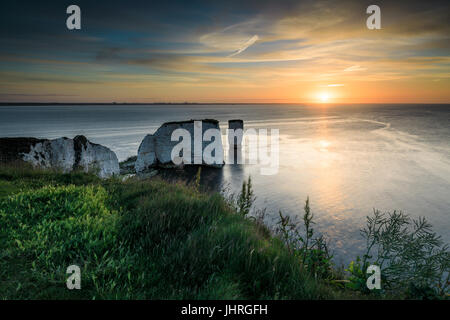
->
[0,135,119,178]
[228,119,244,148]
[136,119,224,174]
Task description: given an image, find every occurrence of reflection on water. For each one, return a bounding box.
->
[1,104,449,264]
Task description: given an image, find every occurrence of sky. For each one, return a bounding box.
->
[0,0,449,103]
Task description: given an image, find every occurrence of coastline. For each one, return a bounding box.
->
[0,164,448,299]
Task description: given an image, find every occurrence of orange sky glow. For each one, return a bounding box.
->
[1,1,449,104]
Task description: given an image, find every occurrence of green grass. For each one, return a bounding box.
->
[0,164,359,299]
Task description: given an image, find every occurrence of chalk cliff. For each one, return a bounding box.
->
[136,119,224,173]
[0,135,119,178]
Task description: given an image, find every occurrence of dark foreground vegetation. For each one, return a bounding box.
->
[0,164,448,299]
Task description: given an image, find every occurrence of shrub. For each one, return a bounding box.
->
[346,210,449,299]
[236,176,255,216]
[2,166,447,300]
[275,198,334,280]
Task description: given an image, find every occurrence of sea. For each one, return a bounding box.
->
[1,103,449,264]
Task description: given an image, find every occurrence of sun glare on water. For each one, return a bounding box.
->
[319,140,331,148]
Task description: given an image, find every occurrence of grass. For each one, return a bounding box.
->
[0,164,356,299]
[1,164,446,299]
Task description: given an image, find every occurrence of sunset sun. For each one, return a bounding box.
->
[0,0,449,305]
[319,93,330,103]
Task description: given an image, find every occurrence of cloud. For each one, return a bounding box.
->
[229,35,259,57]
[1,0,449,102]
[344,65,367,72]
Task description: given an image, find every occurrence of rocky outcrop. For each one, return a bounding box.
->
[119,156,137,174]
[136,119,224,173]
[72,135,120,178]
[228,119,244,131]
[22,137,75,172]
[0,135,119,178]
[135,135,156,173]
[228,119,244,147]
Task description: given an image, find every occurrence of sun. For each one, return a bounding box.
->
[319,92,329,103]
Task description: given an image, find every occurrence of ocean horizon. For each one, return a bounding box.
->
[1,103,449,264]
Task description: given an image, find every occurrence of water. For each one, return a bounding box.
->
[1,104,449,264]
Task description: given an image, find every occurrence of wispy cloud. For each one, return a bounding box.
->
[344,65,367,72]
[229,35,259,57]
[1,0,449,103]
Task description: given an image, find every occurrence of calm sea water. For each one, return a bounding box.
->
[1,104,449,264]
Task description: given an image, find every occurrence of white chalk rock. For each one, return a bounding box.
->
[136,119,224,173]
[0,136,119,178]
[73,135,120,178]
[135,134,156,173]
[22,137,75,172]
[228,119,244,147]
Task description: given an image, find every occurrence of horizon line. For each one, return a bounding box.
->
[1,102,449,106]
